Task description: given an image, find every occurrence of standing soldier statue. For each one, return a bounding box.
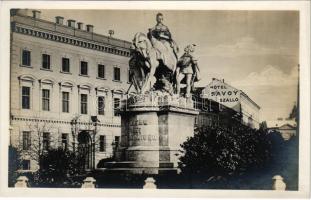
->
[176,44,201,97]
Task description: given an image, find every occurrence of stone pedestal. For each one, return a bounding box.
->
[143,177,157,189]
[14,176,28,188]
[81,177,96,188]
[272,175,286,190]
[106,93,199,174]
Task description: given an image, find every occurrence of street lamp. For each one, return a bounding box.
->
[111,141,116,159]
[70,118,78,152]
[108,29,114,37]
[9,126,13,146]
[91,116,100,169]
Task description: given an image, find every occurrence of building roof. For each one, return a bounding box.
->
[199,78,260,109]
[279,124,296,130]
[266,119,297,129]
[11,10,132,53]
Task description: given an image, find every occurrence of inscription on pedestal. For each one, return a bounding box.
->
[129,119,148,126]
[128,119,158,146]
[128,127,157,142]
[115,99,198,174]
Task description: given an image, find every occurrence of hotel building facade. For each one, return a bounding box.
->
[195,78,260,129]
[10,9,132,171]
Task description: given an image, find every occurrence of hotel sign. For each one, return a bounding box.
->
[202,80,241,109]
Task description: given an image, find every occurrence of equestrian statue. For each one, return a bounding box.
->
[129,13,200,97]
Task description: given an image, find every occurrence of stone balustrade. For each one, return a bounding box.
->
[14,176,29,188]
[143,177,157,189]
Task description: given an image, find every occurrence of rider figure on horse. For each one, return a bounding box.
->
[148,13,179,60]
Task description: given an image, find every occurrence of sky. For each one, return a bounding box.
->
[40,10,299,121]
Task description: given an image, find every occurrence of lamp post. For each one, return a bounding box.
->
[111,141,116,159]
[9,115,14,146]
[70,118,78,153]
[91,116,99,170]
[9,126,13,146]
[108,30,114,37]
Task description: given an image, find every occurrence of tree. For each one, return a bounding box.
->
[70,114,82,153]
[288,104,298,122]
[8,145,21,187]
[259,121,268,131]
[25,119,55,167]
[23,117,83,185]
[34,148,83,187]
[178,124,271,183]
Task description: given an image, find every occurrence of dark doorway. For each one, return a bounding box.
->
[78,131,93,171]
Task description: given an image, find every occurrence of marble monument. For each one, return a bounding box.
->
[104,13,200,174]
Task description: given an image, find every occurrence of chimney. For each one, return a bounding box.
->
[67,19,76,28]
[16,9,32,17]
[77,22,84,30]
[86,24,94,32]
[55,16,64,25]
[32,10,41,19]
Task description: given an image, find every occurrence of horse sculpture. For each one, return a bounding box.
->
[130,32,177,94]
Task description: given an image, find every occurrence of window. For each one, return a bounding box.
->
[99,135,106,152]
[248,117,254,128]
[42,89,50,111]
[194,116,198,126]
[80,94,88,114]
[22,86,30,109]
[22,50,31,66]
[43,132,50,151]
[113,67,120,81]
[62,92,69,113]
[114,98,120,116]
[42,54,50,69]
[98,96,105,115]
[80,61,88,75]
[128,69,131,83]
[98,64,105,78]
[61,133,68,150]
[114,136,120,148]
[62,58,70,72]
[22,131,31,150]
[21,160,30,170]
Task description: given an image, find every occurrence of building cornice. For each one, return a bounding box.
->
[240,92,261,109]
[11,116,121,128]
[11,15,132,58]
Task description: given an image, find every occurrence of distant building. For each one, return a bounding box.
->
[10,9,132,171]
[193,94,242,130]
[196,78,260,129]
[267,119,297,140]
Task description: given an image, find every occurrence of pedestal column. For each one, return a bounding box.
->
[106,94,199,174]
[124,112,160,171]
